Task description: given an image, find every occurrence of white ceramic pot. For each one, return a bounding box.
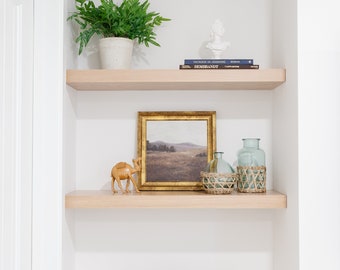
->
[99,37,134,69]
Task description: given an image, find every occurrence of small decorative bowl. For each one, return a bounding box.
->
[200,171,238,195]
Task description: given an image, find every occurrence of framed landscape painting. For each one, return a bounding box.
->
[137,111,216,191]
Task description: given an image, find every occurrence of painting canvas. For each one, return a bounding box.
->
[138,111,216,191]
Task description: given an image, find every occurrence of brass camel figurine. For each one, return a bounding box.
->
[111,158,141,194]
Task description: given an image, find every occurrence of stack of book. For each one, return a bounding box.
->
[179,59,259,70]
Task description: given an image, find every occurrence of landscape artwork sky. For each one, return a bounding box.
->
[147,120,207,146]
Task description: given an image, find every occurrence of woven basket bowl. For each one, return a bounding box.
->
[200,171,238,195]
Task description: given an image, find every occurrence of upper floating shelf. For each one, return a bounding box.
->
[66,69,286,91]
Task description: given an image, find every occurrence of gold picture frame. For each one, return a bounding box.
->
[138,111,216,191]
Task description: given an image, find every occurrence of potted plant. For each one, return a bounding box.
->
[68,0,170,69]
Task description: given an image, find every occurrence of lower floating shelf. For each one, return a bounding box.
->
[65,190,287,209]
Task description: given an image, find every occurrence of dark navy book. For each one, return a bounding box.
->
[179,64,259,70]
[184,59,253,65]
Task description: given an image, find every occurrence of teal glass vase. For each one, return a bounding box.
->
[237,138,265,166]
[237,138,266,193]
[205,152,234,173]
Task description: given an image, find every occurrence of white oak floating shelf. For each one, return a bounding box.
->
[65,190,287,209]
[66,69,286,91]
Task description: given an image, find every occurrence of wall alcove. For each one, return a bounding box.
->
[63,1,297,270]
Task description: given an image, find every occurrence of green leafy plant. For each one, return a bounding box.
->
[68,0,170,54]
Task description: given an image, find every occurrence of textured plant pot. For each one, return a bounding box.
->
[99,37,133,69]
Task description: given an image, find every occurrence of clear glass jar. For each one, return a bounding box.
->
[205,152,234,173]
[237,138,265,166]
[237,138,266,193]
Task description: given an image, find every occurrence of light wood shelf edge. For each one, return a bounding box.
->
[66,69,286,90]
[65,190,287,209]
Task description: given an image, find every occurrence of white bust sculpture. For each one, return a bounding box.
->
[206,19,231,59]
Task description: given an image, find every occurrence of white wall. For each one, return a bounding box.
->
[0,1,33,270]
[74,90,273,191]
[272,0,299,269]
[67,0,272,69]
[31,0,64,270]
[298,1,340,269]
[74,209,275,270]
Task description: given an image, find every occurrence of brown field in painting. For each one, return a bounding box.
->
[146,148,207,182]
